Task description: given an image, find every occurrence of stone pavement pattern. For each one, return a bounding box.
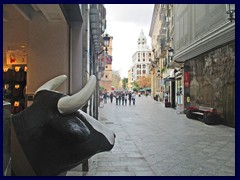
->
[67,96,235,176]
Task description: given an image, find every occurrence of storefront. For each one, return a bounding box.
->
[163,69,175,108]
[175,70,184,111]
[3,4,86,114]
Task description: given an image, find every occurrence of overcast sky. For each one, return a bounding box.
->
[104,4,154,78]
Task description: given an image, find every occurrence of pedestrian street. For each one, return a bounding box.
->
[67,96,235,176]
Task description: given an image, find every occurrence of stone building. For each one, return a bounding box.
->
[149,4,176,106]
[173,4,235,127]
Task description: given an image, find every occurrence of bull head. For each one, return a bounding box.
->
[11,75,115,176]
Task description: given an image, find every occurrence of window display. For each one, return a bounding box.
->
[3,65,27,114]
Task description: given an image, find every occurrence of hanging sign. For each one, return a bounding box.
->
[6,50,27,65]
[184,71,190,88]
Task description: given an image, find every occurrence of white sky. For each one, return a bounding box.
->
[104,4,154,78]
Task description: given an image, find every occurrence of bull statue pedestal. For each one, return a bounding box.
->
[11,75,115,176]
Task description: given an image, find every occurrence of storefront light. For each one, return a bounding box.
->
[168,47,174,58]
[226,4,235,22]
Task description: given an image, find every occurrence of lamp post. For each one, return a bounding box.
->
[103,33,110,52]
[157,70,161,77]
[95,32,111,122]
[168,47,174,60]
[226,4,235,22]
[97,33,110,79]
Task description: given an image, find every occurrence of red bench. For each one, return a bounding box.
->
[186,106,221,125]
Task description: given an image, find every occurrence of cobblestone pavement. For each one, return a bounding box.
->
[67,96,235,176]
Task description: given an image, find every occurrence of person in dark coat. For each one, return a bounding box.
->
[118,92,122,105]
[115,93,119,105]
[124,93,128,105]
[110,92,114,103]
[128,92,132,105]
[103,92,108,103]
[121,92,125,105]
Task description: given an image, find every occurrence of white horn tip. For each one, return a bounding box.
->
[35,75,67,94]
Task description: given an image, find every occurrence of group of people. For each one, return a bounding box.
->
[101,91,136,106]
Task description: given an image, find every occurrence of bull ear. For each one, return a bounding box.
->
[57,75,96,115]
[35,75,67,94]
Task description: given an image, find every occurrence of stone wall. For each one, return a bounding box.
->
[185,41,235,127]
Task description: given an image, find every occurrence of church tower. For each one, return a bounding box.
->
[137,29,148,50]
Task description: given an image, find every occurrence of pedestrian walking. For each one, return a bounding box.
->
[99,94,104,108]
[121,92,125,105]
[103,92,107,103]
[116,93,119,105]
[124,93,128,105]
[118,92,122,105]
[164,92,169,103]
[128,92,132,105]
[132,92,136,105]
[110,92,113,103]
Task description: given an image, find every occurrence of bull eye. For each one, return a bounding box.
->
[50,116,91,143]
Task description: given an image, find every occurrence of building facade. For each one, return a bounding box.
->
[130,30,152,89]
[173,4,235,127]
[149,4,161,99]
[149,4,177,106]
[149,4,235,127]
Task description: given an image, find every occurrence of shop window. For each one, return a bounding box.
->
[3,65,27,114]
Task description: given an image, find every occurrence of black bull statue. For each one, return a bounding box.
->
[11,75,115,176]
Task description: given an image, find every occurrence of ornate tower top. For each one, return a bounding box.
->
[137,30,147,50]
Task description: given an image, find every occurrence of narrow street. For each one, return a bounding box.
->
[68,96,235,176]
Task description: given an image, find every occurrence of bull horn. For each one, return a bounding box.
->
[35,75,67,94]
[57,75,96,115]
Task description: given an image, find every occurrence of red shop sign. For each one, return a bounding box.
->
[184,72,190,88]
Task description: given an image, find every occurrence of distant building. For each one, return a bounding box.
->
[130,30,152,83]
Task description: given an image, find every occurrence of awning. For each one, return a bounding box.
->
[173,22,235,63]
[164,76,175,82]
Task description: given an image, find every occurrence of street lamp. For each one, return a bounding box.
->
[168,47,174,58]
[97,33,110,55]
[168,47,174,63]
[103,33,110,51]
[226,4,235,22]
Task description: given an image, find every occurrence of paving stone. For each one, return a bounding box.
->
[66,171,83,176]
[107,171,136,176]
[134,171,156,176]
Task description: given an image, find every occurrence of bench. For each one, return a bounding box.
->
[186,106,221,125]
[192,106,214,116]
